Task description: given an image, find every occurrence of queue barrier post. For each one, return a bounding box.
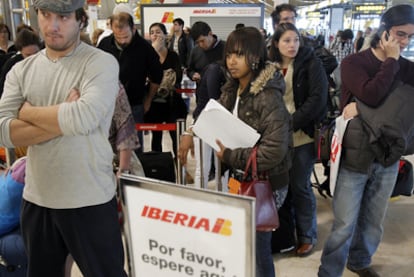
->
[176,119,186,185]
[5,148,16,168]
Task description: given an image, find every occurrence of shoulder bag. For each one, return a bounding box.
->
[238,147,279,232]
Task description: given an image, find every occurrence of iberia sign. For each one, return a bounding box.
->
[121,176,255,277]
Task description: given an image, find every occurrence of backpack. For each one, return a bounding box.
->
[0,158,26,237]
[0,229,27,277]
[314,46,338,75]
[0,157,27,277]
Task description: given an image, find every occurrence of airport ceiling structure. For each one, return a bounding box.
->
[226,0,322,17]
[223,0,325,17]
[289,0,322,7]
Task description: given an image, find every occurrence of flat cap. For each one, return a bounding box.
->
[33,0,85,14]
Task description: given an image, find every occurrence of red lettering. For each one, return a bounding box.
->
[188,216,197,227]
[147,207,161,219]
[173,213,188,225]
[141,205,148,216]
[212,218,224,233]
[194,218,210,231]
[331,135,339,162]
[161,210,174,222]
[139,205,232,236]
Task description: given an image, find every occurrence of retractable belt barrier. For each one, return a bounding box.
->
[135,123,177,131]
[175,88,196,94]
[136,120,187,185]
[134,87,196,186]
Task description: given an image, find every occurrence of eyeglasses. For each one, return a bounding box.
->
[0,30,8,34]
[393,30,414,41]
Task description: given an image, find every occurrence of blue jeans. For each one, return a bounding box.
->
[131,104,144,154]
[256,231,274,277]
[318,161,399,277]
[256,186,288,277]
[290,143,317,245]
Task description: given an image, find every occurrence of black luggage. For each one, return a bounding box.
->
[137,151,176,183]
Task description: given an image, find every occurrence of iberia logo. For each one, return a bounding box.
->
[141,205,232,236]
[193,9,216,14]
[161,12,175,23]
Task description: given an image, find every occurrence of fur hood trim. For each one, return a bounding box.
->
[250,62,282,95]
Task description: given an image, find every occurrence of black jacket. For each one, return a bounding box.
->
[357,83,414,167]
[186,36,225,81]
[341,84,414,173]
[0,53,23,98]
[341,117,375,173]
[291,47,328,137]
[98,32,163,106]
[168,33,193,68]
[192,63,225,120]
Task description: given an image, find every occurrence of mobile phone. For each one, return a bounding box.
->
[377,25,389,41]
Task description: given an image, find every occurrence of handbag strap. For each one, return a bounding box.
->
[243,147,258,181]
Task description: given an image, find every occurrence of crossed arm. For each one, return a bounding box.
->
[10,89,79,147]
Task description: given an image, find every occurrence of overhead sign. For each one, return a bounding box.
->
[306,11,321,19]
[140,3,263,38]
[353,4,386,14]
[120,175,255,277]
[352,0,384,3]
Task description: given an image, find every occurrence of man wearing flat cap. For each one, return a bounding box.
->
[0,1,128,276]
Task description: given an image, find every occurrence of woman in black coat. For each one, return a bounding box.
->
[269,22,328,257]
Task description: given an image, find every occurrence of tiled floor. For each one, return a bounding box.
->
[70,97,414,276]
[70,132,414,277]
[274,179,414,277]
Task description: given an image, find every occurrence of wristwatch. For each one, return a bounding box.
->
[119,169,131,174]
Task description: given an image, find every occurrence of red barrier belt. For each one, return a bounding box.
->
[176,88,196,94]
[136,123,177,131]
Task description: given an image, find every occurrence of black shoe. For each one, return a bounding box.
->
[208,170,215,181]
[347,265,380,277]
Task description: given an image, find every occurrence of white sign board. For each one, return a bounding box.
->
[120,175,255,277]
[140,4,264,39]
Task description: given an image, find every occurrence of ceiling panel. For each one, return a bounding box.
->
[289,0,322,7]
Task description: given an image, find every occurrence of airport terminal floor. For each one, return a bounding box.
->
[70,97,414,277]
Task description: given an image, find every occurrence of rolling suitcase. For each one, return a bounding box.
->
[137,151,176,183]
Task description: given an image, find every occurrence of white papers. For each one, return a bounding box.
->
[330,115,352,195]
[193,99,261,151]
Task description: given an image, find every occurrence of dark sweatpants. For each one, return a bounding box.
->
[20,197,127,277]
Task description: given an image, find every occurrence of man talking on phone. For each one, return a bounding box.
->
[319,4,414,277]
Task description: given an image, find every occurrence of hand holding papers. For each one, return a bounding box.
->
[192,99,261,151]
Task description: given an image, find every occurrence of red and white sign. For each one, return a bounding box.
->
[121,176,255,277]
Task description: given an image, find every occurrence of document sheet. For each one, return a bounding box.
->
[193,99,261,151]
